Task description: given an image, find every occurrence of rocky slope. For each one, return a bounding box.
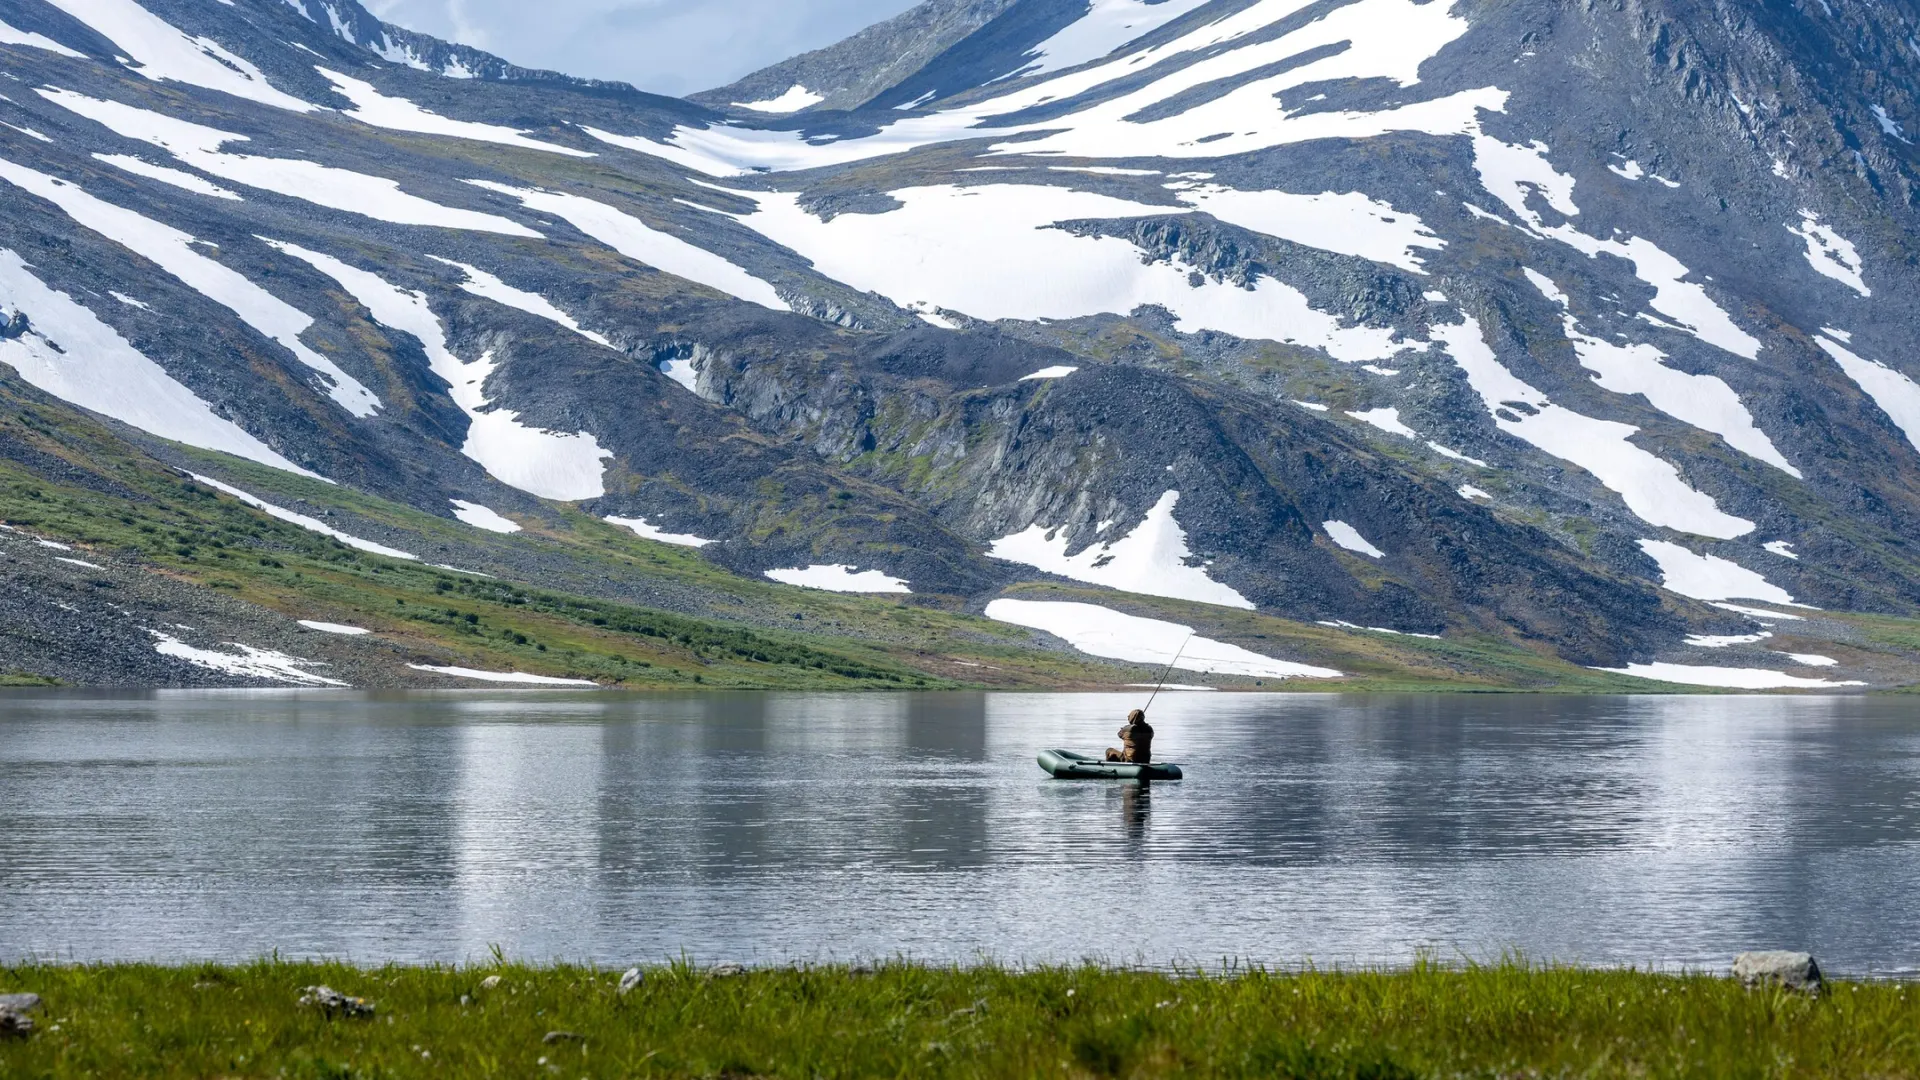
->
[3,0,1920,689]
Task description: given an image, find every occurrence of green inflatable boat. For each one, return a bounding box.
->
[1037,749,1184,780]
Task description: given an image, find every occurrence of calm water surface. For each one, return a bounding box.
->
[2,691,1917,973]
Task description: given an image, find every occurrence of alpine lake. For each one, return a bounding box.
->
[2,690,1916,976]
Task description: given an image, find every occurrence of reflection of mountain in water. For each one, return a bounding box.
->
[0,692,1914,972]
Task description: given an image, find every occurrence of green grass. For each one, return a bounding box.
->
[2,961,1916,1078]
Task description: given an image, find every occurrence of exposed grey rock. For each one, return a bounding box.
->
[1733,951,1823,993]
[0,1008,34,1039]
[298,985,375,1018]
[542,1030,585,1045]
[617,967,643,995]
[707,963,747,978]
[0,993,40,1012]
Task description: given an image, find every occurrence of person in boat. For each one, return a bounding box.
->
[1105,708,1153,763]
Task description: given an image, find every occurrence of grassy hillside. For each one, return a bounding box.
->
[5,378,1915,691]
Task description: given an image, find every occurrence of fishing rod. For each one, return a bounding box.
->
[1142,632,1194,713]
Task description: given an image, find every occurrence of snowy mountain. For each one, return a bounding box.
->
[5,0,1920,688]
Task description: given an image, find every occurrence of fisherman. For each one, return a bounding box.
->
[1105,708,1153,763]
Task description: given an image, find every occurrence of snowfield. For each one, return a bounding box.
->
[605,516,713,548]
[1637,539,1800,605]
[0,155,383,417]
[266,241,613,501]
[984,598,1342,679]
[764,565,913,593]
[732,183,1406,362]
[450,500,521,534]
[1432,318,1754,539]
[1598,662,1862,689]
[468,180,788,311]
[42,0,318,112]
[151,630,348,686]
[41,89,541,236]
[987,490,1254,609]
[0,248,309,476]
[317,67,595,157]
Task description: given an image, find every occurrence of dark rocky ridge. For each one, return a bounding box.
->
[2,0,1919,685]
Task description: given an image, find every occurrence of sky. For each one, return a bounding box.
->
[361,0,924,97]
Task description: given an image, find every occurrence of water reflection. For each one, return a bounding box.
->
[0,691,1915,972]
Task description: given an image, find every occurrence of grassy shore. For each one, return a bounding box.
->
[2,961,1915,1078]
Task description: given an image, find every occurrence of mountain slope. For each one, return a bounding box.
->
[3,0,1919,689]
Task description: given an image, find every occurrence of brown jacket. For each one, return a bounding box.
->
[1116,715,1153,763]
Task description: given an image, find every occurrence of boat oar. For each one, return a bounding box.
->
[1142,632,1194,712]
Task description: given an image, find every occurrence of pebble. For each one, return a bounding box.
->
[1733,951,1823,994]
[479,974,502,990]
[617,967,642,995]
[542,1030,585,1045]
[298,985,375,1017]
[708,963,747,978]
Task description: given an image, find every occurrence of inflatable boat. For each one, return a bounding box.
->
[1037,749,1184,780]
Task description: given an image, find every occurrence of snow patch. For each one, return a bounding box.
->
[152,630,348,686]
[582,0,1497,175]
[1474,137,1761,359]
[1787,210,1869,297]
[1711,601,1805,622]
[428,256,611,347]
[1780,652,1837,667]
[1431,317,1753,539]
[1685,631,1772,648]
[984,598,1341,679]
[1020,365,1078,380]
[1458,484,1492,501]
[467,180,787,311]
[1169,183,1444,273]
[190,472,418,560]
[298,620,369,635]
[1597,662,1861,690]
[1872,104,1908,143]
[988,490,1252,609]
[1427,442,1488,467]
[407,664,597,686]
[54,556,102,568]
[1001,0,1214,80]
[656,354,699,393]
[1814,334,1920,454]
[605,515,711,548]
[316,68,594,157]
[1522,267,1797,476]
[2,121,51,142]
[41,88,539,236]
[0,155,381,416]
[92,152,243,200]
[1345,406,1416,438]
[450,499,520,534]
[732,84,824,113]
[0,248,309,475]
[41,0,317,112]
[1323,519,1384,558]
[729,183,1404,361]
[764,564,912,594]
[1764,540,1798,559]
[0,16,87,57]
[267,241,612,501]
[1637,539,1799,605]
